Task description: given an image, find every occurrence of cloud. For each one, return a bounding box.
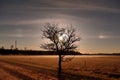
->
[98,35,120,39]
[0,0,119,27]
[1,0,120,16]
[0,27,40,38]
[98,35,111,39]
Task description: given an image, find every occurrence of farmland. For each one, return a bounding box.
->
[0,55,120,80]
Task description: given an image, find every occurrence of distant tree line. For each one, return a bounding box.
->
[0,48,81,55]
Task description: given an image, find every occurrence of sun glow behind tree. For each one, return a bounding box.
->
[59,33,69,43]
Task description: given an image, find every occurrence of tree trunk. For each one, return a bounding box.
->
[58,54,62,80]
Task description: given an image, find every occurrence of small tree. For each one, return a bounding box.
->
[10,45,14,50]
[1,46,4,49]
[41,23,80,80]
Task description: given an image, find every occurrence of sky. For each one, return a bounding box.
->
[0,0,120,53]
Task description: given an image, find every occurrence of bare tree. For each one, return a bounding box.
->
[41,23,80,80]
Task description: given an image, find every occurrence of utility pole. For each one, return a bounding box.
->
[15,40,17,49]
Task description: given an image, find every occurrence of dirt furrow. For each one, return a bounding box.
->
[0,65,35,80]
[0,60,57,80]
[0,59,58,78]
[0,68,20,80]
[0,59,105,80]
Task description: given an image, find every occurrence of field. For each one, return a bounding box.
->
[0,55,120,80]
